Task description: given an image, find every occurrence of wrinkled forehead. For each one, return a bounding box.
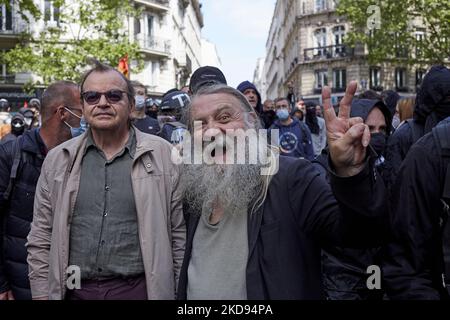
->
[190,93,243,120]
[83,70,128,92]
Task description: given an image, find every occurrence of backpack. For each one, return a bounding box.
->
[431,122,450,295]
[3,135,25,202]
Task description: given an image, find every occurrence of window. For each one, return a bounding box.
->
[44,0,60,26]
[0,2,12,31]
[370,67,381,88]
[415,30,425,58]
[315,0,327,12]
[395,68,407,89]
[134,17,141,35]
[333,69,346,89]
[147,15,154,38]
[416,69,425,88]
[314,28,327,56]
[315,69,328,89]
[333,26,345,55]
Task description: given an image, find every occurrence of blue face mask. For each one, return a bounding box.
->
[64,107,87,138]
[276,109,290,121]
[135,95,146,111]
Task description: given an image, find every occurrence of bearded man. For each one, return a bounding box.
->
[176,83,388,299]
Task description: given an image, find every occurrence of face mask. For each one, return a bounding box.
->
[64,107,87,138]
[392,115,400,129]
[370,132,387,156]
[135,95,146,111]
[146,110,158,119]
[276,109,290,121]
[24,117,32,127]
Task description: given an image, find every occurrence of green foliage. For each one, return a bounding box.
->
[1,0,144,86]
[0,0,41,21]
[337,0,450,66]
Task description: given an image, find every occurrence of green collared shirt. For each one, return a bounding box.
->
[69,128,145,280]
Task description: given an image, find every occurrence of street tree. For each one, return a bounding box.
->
[1,0,144,87]
[337,0,450,66]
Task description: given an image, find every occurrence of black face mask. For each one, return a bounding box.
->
[263,110,276,117]
[370,132,387,156]
[146,110,158,119]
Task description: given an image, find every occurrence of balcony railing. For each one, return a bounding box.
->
[0,17,29,35]
[138,36,171,55]
[304,45,353,61]
[0,75,15,84]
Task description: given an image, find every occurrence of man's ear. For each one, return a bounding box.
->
[57,106,68,121]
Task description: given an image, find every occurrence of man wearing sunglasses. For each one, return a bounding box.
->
[0,81,81,300]
[27,61,185,300]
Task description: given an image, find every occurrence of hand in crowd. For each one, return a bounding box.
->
[322,81,371,177]
[0,290,15,300]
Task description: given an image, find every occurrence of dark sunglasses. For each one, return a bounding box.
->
[81,90,128,105]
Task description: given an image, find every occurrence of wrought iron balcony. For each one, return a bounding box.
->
[304,45,353,62]
[137,36,171,56]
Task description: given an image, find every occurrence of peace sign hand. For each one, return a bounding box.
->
[322,81,371,177]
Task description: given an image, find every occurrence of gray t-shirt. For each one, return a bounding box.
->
[187,207,248,300]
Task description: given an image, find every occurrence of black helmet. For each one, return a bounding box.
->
[160,91,190,112]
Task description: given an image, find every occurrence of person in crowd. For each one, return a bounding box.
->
[189,66,227,95]
[158,90,190,145]
[177,82,389,299]
[27,61,185,300]
[286,81,297,110]
[237,81,263,114]
[316,105,323,118]
[396,97,415,129]
[383,116,450,299]
[1,113,26,143]
[269,97,314,160]
[130,80,160,135]
[382,90,401,119]
[28,98,41,128]
[319,98,392,300]
[0,98,12,139]
[261,99,276,129]
[0,81,82,300]
[19,107,35,130]
[145,98,160,119]
[304,101,327,156]
[292,107,304,122]
[385,65,450,190]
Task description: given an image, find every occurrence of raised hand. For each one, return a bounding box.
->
[322,81,370,177]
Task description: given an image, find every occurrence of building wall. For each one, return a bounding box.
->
[261,0,428,103]
[1,0,209,99]
[201,38,222,68]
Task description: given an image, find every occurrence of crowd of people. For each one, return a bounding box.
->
[0,61,450,300]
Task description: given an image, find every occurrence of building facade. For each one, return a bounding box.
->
[260,0,427,105]
[1,0,210,107]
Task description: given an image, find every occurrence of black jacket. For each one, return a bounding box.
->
[178,155,388,299]
[385,65,450,189]
[383,120,450,300]
[314,147,387,300]
[0,129,46,299]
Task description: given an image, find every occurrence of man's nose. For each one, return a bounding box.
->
[97,94,110,107]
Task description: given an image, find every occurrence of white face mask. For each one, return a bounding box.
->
[24,118,32,127]
[135,95,146,111]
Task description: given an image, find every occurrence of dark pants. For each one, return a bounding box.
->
[66,274,147,300]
